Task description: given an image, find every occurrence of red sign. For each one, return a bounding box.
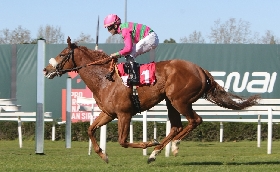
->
[61,86,95,122]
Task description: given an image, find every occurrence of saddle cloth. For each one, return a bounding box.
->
[117,62,156,87]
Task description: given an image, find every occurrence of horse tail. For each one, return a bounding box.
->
[202,69,260,110]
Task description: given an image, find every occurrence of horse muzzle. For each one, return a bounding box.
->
[43,68,58,79]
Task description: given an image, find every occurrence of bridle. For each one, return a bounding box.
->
[54,47,79,76]
[53,46,117,81]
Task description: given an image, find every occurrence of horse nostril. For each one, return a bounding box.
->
[43,68,47,75]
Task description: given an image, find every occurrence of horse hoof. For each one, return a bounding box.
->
[172,149,178,157]
[152,139,161,146]
[103,157,108,163]
[147,157,156,164]
[101,153,109,163]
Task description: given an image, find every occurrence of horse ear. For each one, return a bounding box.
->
[67,36,71,48]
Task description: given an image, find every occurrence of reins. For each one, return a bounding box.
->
[55,37,117,81]
[86,56,116,70]
[79,57,117,81]
[57,47,117,80]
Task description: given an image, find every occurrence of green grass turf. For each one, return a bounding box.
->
[0,140,279,172]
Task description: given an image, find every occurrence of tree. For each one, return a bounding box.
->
[0,26,31,44]
[37,25,64,44]
[250,30,279,44]
[106,34,123,43]
[270,36,276,44]
[209,18,252,44]
[74,32,94,43]
[163,38,176,43]
[261,30,277,44]
[180,31,205,43]
[0,29,11,44]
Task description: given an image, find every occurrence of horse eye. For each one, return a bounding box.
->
[59,53,66,57]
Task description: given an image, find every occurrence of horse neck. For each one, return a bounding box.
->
[75,50,111,97]
[74,48,110,72]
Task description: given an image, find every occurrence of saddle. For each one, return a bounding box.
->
[117,62,156,87]
[118,61,156,113]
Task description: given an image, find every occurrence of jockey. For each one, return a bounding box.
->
[104,14,159,85]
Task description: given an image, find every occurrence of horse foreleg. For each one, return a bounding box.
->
[116,114,160,149]
[88,111,115,163]
[121,139,161,148]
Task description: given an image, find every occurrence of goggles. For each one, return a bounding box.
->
[107,25,114,31]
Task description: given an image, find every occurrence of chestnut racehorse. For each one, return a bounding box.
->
[43,37,260,163]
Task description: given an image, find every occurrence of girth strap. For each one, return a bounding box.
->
[131,86,141,113]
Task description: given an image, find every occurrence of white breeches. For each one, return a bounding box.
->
[130,32,159,58]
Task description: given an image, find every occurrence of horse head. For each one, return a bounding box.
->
[43,36,112,79]
[43,37,78,79]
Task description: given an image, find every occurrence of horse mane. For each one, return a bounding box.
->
[77,46,110,61]
[67,36,110,62]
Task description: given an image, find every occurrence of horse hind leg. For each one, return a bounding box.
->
[172,107,202,156]
[148,99,183,163]
[171,139,181,157]
[88,111,116,163]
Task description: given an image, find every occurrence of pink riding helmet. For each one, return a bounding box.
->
[104,14,121,28]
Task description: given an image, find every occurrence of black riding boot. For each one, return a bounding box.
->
[127,62,140,86]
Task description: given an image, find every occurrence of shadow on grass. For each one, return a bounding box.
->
[156,161,280,167]
[226,161,280,165]
[180,161,280,166]
[196,144,215,147]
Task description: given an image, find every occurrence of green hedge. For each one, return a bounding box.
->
[0,121,279,142]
